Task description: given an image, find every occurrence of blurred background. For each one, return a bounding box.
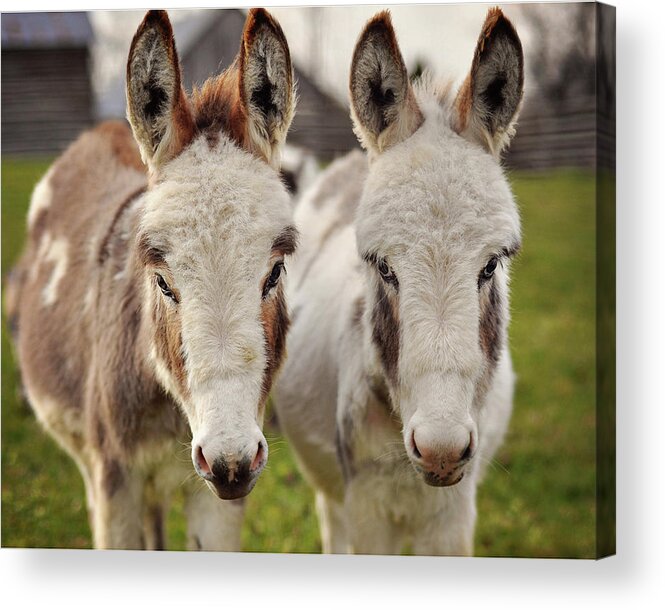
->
[1,3,614,556]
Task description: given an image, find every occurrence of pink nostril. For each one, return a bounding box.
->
[195,445,211,475]
[410,430,423,460]
[460,433,475,461]
[250,442,265,472]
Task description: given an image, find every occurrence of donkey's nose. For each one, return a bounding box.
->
[407,426,476,487]
[193,441,267,500]
[194,445,212,476]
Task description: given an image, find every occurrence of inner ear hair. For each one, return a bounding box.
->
[126,10,195,170]
[454,8,524,156]
[350,11,423,154]
[239,8,295,167]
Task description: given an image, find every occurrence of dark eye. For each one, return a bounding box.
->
[481,256,499,282]
[155,273,177,302]
[263,261,284,298]
[377,258,398,288]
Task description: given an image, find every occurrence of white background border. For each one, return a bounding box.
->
[2,0,662,607]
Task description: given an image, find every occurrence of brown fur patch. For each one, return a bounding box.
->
[335,410,356,482]
[259,287,290,405]
[171,88,198,159]
[371,281,400,386]
[103,458,125,497]
[94,121,146,172]
[191,59,247,149]
[455,72,474,133]
[271,225,299,256]
[191,8,293,162]
[479,280,502,364]
[136,233,167,268]
[152,290,189,399]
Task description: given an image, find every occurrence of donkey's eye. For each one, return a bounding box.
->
[263,261,285,298]
[377,258,398,288]
[481,257,499,282]
[155,273,177,302]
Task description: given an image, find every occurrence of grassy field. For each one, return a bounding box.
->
[1,157,598,557]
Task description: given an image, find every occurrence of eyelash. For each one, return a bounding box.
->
[155,273,178,303]
[262,261,285,299]
[478,255,502,288]
[377,257,399,288]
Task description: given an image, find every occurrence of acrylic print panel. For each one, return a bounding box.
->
[1,2,615,558]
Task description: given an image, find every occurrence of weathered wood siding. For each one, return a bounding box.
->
[180,11,245,94]
[288,72,359,160]
[504,94,614,171]
[1,48,94,154]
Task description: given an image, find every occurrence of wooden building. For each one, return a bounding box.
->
[2,12,95,155]
[504,93,615,172]
[504,95,598,171]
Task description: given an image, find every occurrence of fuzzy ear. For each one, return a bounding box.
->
[126,10,196,172]
[238,8,296,168]
[349,11,423,155]
[454,8,524,156]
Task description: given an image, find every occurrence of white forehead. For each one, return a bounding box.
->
[140,135,292,275]
[356,96,520,261]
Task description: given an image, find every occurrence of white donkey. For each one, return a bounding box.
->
[273,8,524,555]
[6,9,297,550]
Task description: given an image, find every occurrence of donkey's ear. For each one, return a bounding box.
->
[349,11,423,155]
[238,8,295,168]
[126,10,196,172]
[454,8,524,156]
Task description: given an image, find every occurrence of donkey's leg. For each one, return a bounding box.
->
[411,487,477,556]
[345,477,402,555]
[75,456,96,534]
[90,457,145,550]
[140,458,183,551]
[141,477,169,551]
[27,395,98,535]
[347,510,402,555]
[315,491,349,553]
[58,448,96,536]
[184,485,245,551]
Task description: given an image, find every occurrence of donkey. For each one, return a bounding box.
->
[6,9,297,550]
[272,8,524,555]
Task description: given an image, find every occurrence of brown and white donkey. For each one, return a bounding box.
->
[6,9,297,550]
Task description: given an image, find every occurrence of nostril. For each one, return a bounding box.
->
[460,434,474,461]
[195,445,211,476]
[250,441,265,472]
[410,430,422,460]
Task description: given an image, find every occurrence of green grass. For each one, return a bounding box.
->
[1,157,599,557]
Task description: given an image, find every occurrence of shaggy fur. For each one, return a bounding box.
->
[272,8,523,555]
[6,9,297,550]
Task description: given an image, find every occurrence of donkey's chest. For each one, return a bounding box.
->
[342,380,403,476]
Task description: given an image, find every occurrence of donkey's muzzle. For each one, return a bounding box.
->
[406,425,476,487]
[193,441,267,500]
